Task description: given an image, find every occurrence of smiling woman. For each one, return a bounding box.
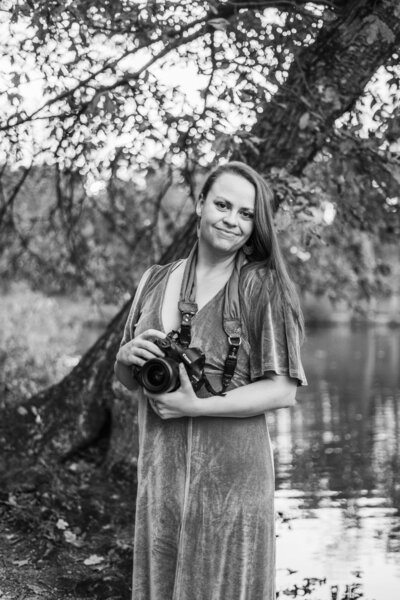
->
[114,161,307,600]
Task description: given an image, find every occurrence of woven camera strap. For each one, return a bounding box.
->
[178,241,246,396]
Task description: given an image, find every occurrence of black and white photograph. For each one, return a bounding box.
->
[0,1,399,599]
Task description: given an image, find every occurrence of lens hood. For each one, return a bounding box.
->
[140,357,180,394]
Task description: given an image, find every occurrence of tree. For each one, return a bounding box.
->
[1,0,399,472]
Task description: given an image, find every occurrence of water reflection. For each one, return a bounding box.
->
[268,325,400,599]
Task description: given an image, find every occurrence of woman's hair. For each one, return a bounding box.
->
[198,161,305,344]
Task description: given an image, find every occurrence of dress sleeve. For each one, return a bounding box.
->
[242,270,308,387]
[119,266,156,347]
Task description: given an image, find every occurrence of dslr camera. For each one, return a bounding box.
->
[135,331,206,394]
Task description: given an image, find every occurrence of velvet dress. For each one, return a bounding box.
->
[119,260,307,600]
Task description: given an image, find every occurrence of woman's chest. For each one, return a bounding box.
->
[160,261,232,334]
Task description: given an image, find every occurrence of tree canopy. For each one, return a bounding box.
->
[0,0,399,304]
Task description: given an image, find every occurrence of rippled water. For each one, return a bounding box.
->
[267,325,400,599]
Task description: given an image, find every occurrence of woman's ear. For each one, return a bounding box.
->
[195,194,204,217]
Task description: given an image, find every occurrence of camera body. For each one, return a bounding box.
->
[135,332,206,394]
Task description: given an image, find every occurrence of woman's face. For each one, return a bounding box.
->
[196,172,255,256]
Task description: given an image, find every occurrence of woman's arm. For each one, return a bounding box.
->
[195,373,297,418]
[146,365,298,420]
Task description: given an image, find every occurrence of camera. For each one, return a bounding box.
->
[135,332,206,394]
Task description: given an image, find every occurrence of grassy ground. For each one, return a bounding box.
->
[0,281,116,407]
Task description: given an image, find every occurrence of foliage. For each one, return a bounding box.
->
[0,0,399,307]
[0,1,326,169]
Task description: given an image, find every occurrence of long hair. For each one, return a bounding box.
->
[198,161,305,344]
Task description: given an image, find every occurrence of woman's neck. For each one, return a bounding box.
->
[196,242,236,278]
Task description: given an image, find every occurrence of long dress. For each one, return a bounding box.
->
[119,260,307,600]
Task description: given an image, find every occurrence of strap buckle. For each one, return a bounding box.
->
[182,312,195,324]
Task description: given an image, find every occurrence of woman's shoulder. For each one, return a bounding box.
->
[142,258,184,277]
[139,259,184,293]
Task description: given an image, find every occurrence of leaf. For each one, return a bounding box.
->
[339,140,353,154]
[243,138,260,156]
[83,554,104,565]
[366,19,380,44]
[208,0,219,14]
[27,584,46,594]
[208,18,230,31]
[388,165,400,185]
[8,493,17,506]
[104,94,115,114]
[365,15,395,45]
[321,86,340,109]
[64,530,84,546]
[56,518,69,530]
[376,20,394,43]
[299,112,310,130]
[249,136,265,144]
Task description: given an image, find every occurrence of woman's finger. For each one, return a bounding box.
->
[136,339,165,357]
[119,348,154,367]
[149,397,163,418]
[133,348,159,362]
[120,338,165,366]
[140,329,166,341]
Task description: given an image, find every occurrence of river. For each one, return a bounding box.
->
[268,325,400,599]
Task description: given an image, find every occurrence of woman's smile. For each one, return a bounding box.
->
[214,226,239,237]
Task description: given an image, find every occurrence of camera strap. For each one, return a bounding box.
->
[178,241,246,396]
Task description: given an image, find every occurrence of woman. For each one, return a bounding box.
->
[115,161,307,600]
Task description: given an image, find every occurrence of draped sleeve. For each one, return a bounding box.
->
[241,268,308,387]
[119,266,156,347]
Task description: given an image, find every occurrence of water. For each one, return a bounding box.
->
[267,325,400,599]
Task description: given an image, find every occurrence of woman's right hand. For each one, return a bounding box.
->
[116,329,167,368]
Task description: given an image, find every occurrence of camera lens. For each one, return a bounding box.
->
[141,358,180,393]
[148,365,166,386]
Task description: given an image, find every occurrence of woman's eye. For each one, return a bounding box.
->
[241,211,254,220]
[215,201,227,209]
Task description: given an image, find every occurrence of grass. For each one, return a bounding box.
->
[0,281,116,406]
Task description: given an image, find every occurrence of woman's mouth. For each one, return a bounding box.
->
[215,227,239,237]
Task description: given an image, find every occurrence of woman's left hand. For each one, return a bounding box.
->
[146,364,200,420]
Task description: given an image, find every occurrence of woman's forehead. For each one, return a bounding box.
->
[210,172,255,207]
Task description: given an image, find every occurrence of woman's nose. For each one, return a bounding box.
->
[222,210,238,227]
